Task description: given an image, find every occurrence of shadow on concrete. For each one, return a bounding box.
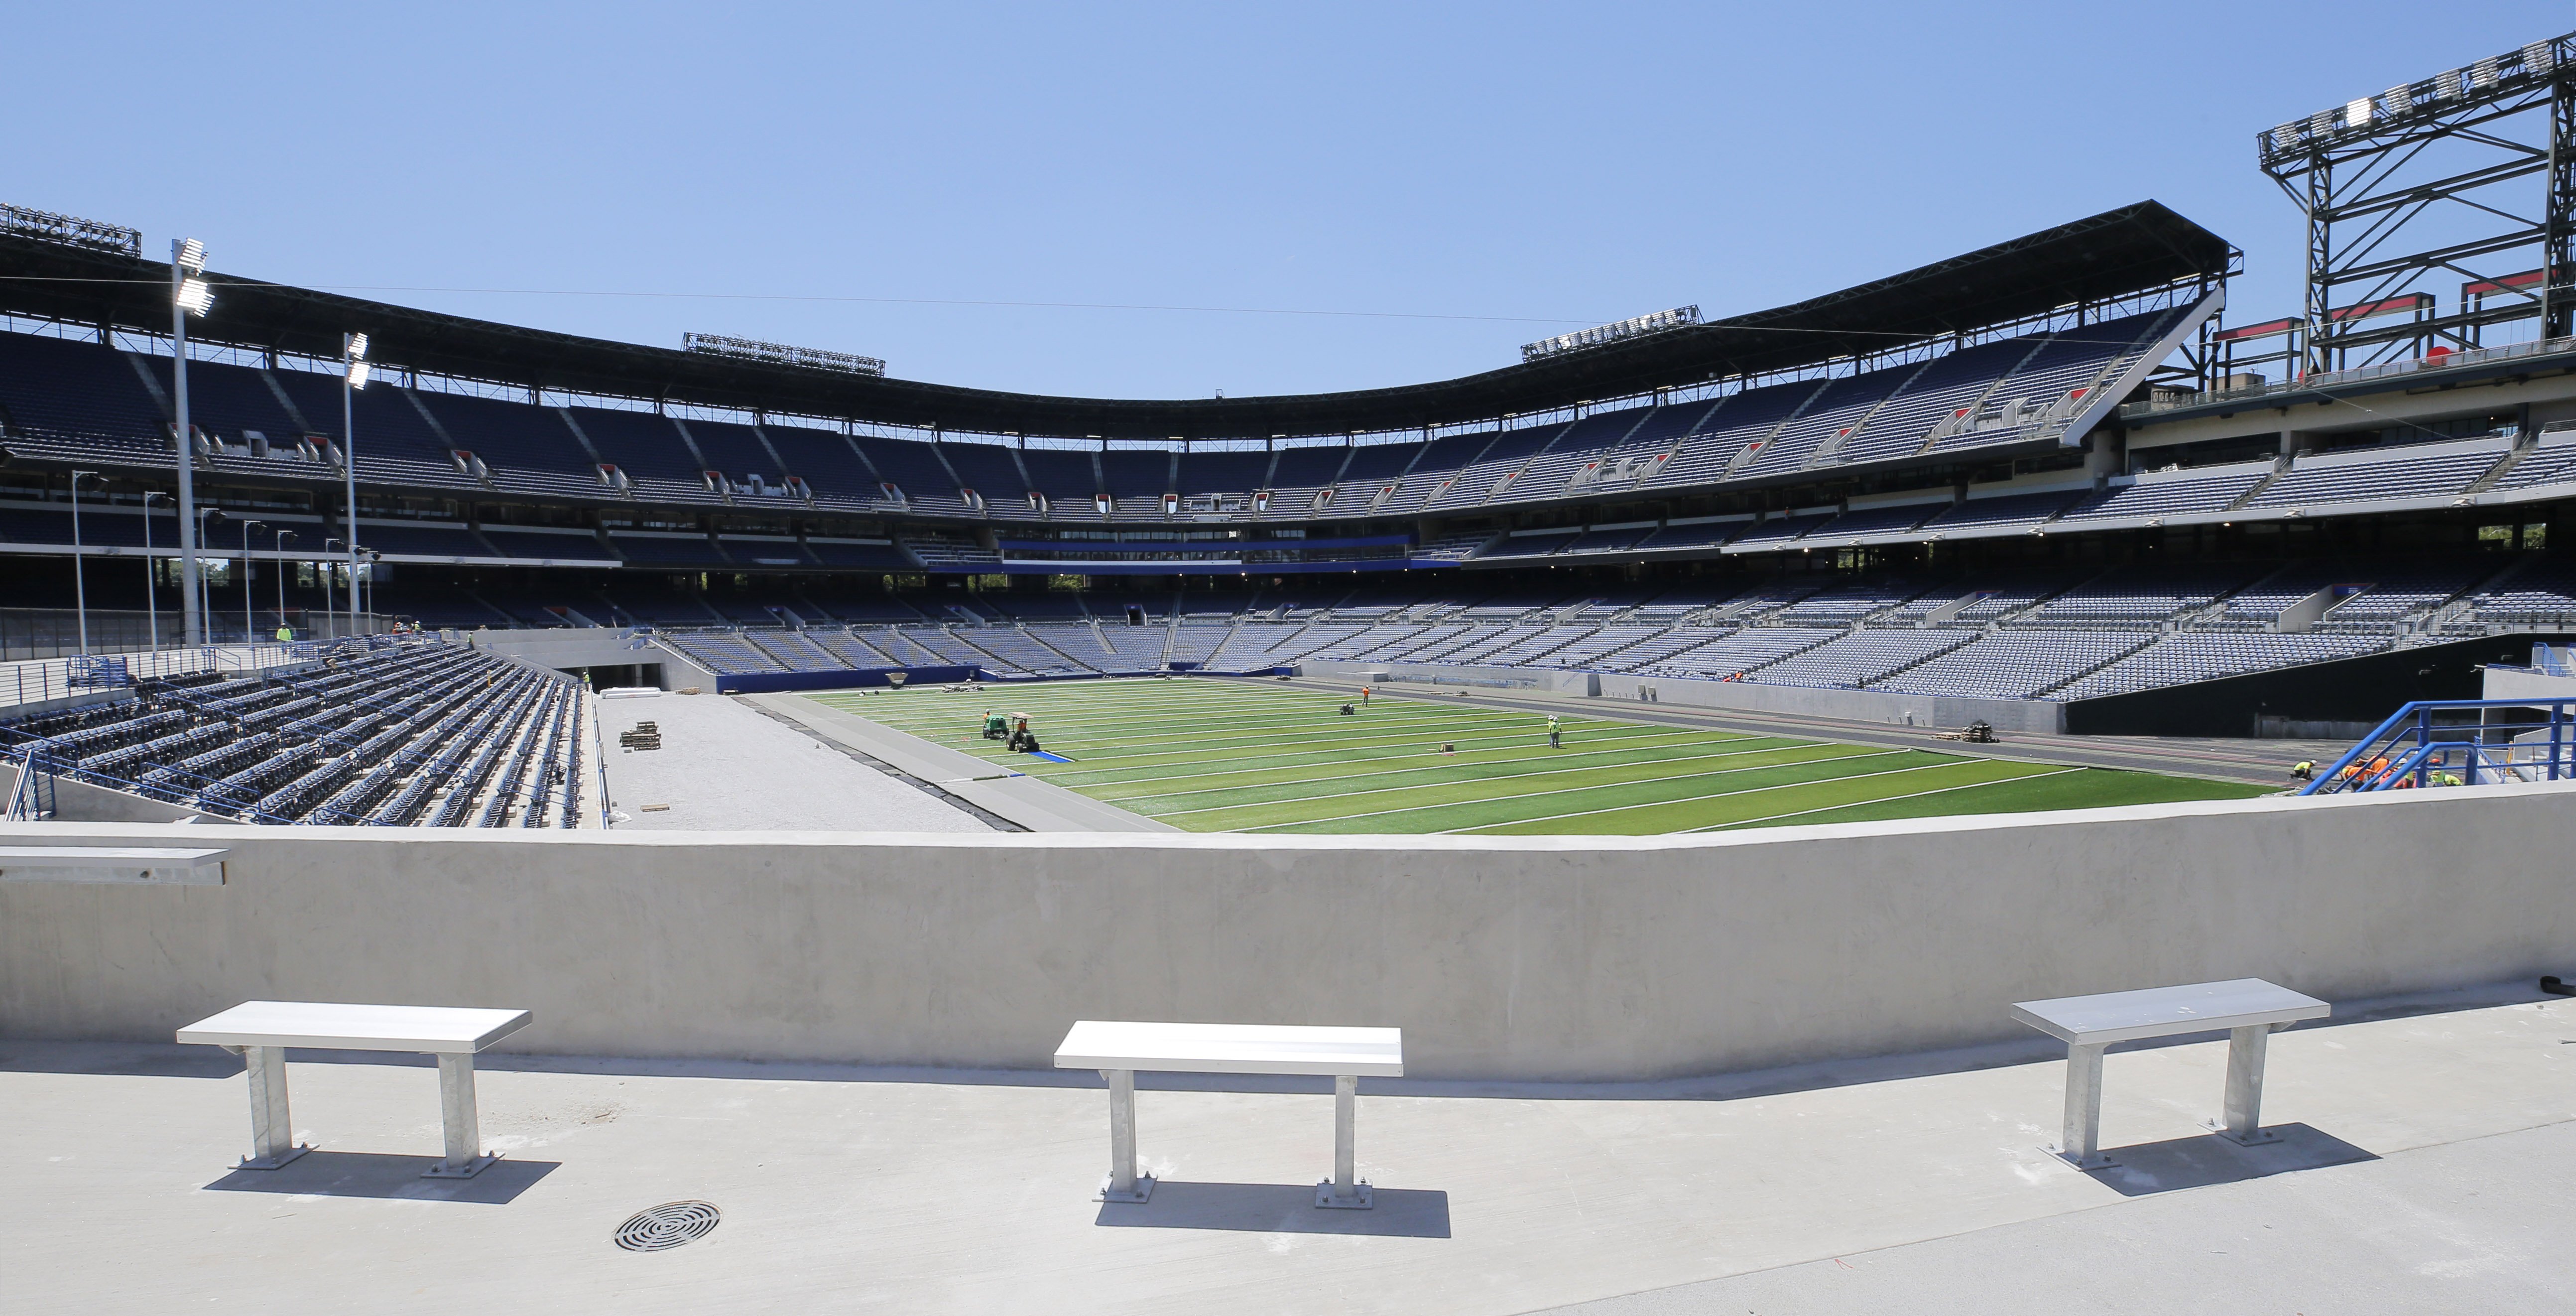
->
[2091,1123,2377,1198]
[0,1042,241,1079]
[1093,1182,1452,1237]
[202,1151,558,1204]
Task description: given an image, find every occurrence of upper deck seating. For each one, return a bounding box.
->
[2248,443,2508,509]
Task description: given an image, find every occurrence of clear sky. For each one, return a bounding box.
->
[6,1,2571,403]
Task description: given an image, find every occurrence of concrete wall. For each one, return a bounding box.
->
[0,763,196,823]
[476,629,678,682]
[5,784,2572,1080]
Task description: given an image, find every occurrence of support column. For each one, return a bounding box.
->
[2212,1025,2280,1146]
[423,1052,498,1178]
[236,1045,309,1169]
[2055,1043,2114,1170]
[1099,1068,1152,1203]
[1316,1073,1374,1208]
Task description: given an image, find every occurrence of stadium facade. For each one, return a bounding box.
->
[7,35,2576,744]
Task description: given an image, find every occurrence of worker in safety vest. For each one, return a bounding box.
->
[1547,714,1562,749]
[2289,761,2314,781]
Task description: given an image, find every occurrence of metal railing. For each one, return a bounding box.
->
[2123,335,2576,417]
[2299,697,2576,794]
[0,645,308,710]
[0,607,393,662]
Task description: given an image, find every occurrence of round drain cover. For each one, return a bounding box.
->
[614,1200,722,1252]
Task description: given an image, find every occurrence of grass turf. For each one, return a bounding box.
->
[807,677,2272,835]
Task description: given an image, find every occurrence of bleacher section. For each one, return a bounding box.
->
[0,301,2205,529]
[0,640,587,826]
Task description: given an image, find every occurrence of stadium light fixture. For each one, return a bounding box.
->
[171,238,210,647]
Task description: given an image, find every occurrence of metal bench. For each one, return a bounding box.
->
[1054,1020,1403,1208]
[2012,977,2330,1170]
[176,1001,534,1178]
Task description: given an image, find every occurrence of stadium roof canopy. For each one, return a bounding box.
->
[0,200,2232,440]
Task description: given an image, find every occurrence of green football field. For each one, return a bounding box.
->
[808,677,2271,835]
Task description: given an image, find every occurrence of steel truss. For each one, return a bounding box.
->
[2259,32,2576,374]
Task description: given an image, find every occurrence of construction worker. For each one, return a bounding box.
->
[2289,760,2315,782]
[2433,770,2464,787]
[274,625,292,643]
[1361,686,1371,705]
[1547,714,1562,749]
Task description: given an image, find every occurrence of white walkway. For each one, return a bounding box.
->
[598,689,992,832]
[4,985,2569,1314]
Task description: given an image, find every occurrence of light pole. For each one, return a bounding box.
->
[273,530,296,641]
[324,538,345,639]
[197,508,222,646]
[239,519,263,647]
[360,549,381,628]
[171,239,214,646]
[341,333,368,641]
[140,491,168,654]
[68,470,96,655]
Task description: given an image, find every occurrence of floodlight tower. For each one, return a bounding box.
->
[170,239,214,645]
[2258,33,2576,374]
[342,333,369,631]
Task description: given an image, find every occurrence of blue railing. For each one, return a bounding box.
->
[2300,697,2576,794]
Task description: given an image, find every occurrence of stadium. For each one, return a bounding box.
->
[5,17,2576,1316]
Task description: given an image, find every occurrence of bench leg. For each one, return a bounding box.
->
[1098,1068,1153,1203]
[2053,1043,2115,1171]
[2211,1025,2279,1146]
[1316,1074,1373,1208]
[423,1053,498,1179]
[234,1045,309,1170]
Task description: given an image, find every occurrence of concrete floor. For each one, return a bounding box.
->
[8,987,2571,1314]
[598,689,992,832]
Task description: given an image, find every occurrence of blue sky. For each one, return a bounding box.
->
[6,2,2571,402]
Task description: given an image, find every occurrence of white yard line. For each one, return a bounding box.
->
[1234,748,1921,832]
[1688,766,2080,832]
[1427,756,1972,835]
[1138,742,1868,816]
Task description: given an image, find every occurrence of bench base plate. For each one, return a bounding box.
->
[1315,1181,1374,1209]
[1097,1175,1155,1204]
[2047,1146,2117,1172]
[423,1153,500,1180]
[2208,1121,2282,1147]
[236,1144,313,1172]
